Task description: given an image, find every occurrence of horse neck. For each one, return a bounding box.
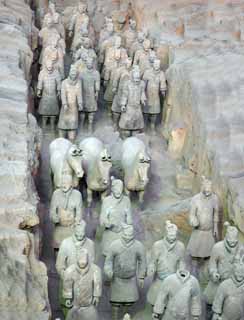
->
[125,161,139,184]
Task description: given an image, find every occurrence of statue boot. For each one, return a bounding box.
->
[41,116,48,129]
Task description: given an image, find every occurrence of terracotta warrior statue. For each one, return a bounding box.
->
[39,15,59,57]
[44,2,65,39]
[41,34,65,80]
[143,59,167,133]
[123,19,137,58]
[100,177,132,256]
[68,1,90,54]
[212,256,244,320]
[104,225,146,320]
[131,30,147,60]
[74,51,88,76]
[99,19,114,49]
[104,35,128,116]
[133,39,152,75]
[63,248,102,320]
[204,222,241,306]
[58,65,83,142]
[98,22,115,72]
[111,57,132,130]
[50,174,83,249]
[119,66,146,138]
[56,221,95,279]
[147,220,185,307]
[37,59,61,129]
[74,36,97,68]
[79,57,101,133]
[187,178,219,260]
[152,269,202,320]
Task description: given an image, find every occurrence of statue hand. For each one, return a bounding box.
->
[193,317,199,320]
[52,215,59,224]
[92,296,100,306]
[65,299,73,308]
[104,80,108,87]
[106,270,113,280]
[121,105,126,112]
[112,87,117,94]
[161,90,166,97]
[95,92,99,100]
[213,226,218,239]
[57,91,61,99]
[211,272,220,283]
[212,313,222,320]
[69,31,73,38]
[37,90,42,98]
[78,103,83,111]
[152,312,159,319]
[138,278,144,288]
[141,99,146,106]
[63,104,68,111]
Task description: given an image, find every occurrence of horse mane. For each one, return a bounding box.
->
[49,138,72,158]
[121,137,147,170]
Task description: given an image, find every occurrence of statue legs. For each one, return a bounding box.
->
[88,112,95,133]
[59,129,66,138]
[68,130,77,142]
[87,188,93,208]
[112,112,120,131]
[41,116,48,129]
[111,304,120,320]
[149,114,157,133]
[80,112,86,130]
[50,116,56,130]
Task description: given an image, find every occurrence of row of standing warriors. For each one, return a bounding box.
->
[40,2,244,320]
[52,173,244,320]
[37,1,167,141]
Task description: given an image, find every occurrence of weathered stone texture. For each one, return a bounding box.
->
[0,1,49,319]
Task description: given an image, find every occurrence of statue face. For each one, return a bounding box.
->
[226,231,238,248]
[112,182,123,199]
[138,32,144,43]
[86,58,93,69]
[83,38,90,49]
[46,61,54,73]
[49,3,55,13]
[77,250,88,269]
[107,22,114,33]
[78,3,87,13]
[130,19,136,30]
[125,58,132,69]
[61,175,73,193]
[132,69,140,83]
[143,40,151,52]
[202,184,212,197]
[122,227,134,243]
[74,224,86,241]
[69,67,77,81]
[233,262,244,282]
[166,231,177,244]
[153,60,161,71]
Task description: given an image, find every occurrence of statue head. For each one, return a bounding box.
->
[81,51,88,63]
[201,177,212,198]
[73,221,86,242]
[165,220,178,244]
[114,36,122,49]
[224,222,239,248]
[86,57,94,70]
[125,57,132,69]
[131,67,141,83]
[129,19,136,30]
[83,37,91,49]
[45,59,54,73]
[233,256,244,282]
[69,64,78,81]
[48,2,56,14]
[78,2,87,14]
[153,59,161,71]
[107,22,114,34]
[143,39,151,52]
[105,16,113,26]
[149,50,157,64]
[76,248,89,269]
[111,177,123,199]
[137,31,145,43]
[122,225,134,243]
[61,174,73,193]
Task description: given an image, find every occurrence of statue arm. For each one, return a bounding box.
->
[121,83,129,110]
[95,72,101,98]
[153,279,170,316]
[75,192,83,222]
[99,200,110,227]
[37,72,44,97]
[104,247,114,280]
[137,243,147,280]
[76,81,83,110]
[56,73,62,96]
[68,13,76,33]
[140,81,147,105]
[63,267,74,300]
[178,244,186,270]
[160,71,167,93]
[208,246,220,281]
[212,283,226,316]
[213,196,219,236]
[133,50,139,65]
[191,278,202,318]
[148,243,158,276]
[50,192,59,224]
[189,198,199,228]
[93,265,102,299]
[61,81,67,107]
[56,244,67,279]
[125,200,133,225]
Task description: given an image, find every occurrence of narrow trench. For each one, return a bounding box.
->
[31,4,188,320]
